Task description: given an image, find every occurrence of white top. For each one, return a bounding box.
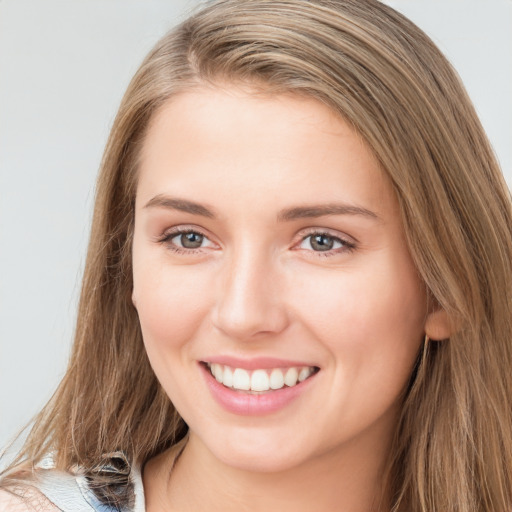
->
[0,438,187,512]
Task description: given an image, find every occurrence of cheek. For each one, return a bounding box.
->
[290,255,426,365]
[133,259,212,350]
[289,258,426,434]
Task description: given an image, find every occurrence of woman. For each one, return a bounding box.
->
[1,0,511,510]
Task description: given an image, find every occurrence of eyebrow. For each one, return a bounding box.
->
[144,195,216,218]
[277,203,379,222]
[143,194,378,222]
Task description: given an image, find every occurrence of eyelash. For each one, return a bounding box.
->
[298,231,356,257]
[156,227,356,257]
[156,226,212,255]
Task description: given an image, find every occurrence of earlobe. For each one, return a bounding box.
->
[425,308,452,341]
[131,290,137,308]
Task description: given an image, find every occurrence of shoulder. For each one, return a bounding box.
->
[0,450,148,512]
[0,489,27,511]
[0,487,58,511]
[18,460,144,512]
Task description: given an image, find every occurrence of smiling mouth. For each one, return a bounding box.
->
[203,362,320,393]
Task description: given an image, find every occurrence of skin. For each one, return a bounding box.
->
[132,84,450,512]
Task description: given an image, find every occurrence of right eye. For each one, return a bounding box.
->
[172,231,207,249]
[158,228,217,254]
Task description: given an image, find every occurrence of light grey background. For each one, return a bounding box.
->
[1,0,511,451]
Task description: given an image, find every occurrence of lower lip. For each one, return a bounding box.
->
[200,363,317,416]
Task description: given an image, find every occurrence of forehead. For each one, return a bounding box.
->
[136,85,396,219]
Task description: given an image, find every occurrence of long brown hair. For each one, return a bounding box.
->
[3,1,512,510]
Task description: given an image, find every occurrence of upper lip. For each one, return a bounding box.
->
[201,356,319,370]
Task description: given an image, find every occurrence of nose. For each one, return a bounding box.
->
[211,247,290,341]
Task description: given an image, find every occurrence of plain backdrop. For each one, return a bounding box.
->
[1,0,511,452]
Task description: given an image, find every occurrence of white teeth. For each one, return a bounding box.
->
[269,368,285,390]
[223,366,233,387]
[251,369,270,391]
[284,367,299,387]
[298,367,313,382]
[213,363,223,383]
[232,368,251,390]
[208,363,316,392]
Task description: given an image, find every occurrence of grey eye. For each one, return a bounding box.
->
[175,232,204,249]
[310,234,334,251]
[301,234,343,252]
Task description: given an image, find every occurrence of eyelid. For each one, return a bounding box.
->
[294,226,357,245]
[292,227,357,255]
[156,225,219,251]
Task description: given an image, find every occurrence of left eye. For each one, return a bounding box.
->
[299,233,345,252]
[170,231,213,249]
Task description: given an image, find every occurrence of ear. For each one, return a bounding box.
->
[131,289,137,308]
[424,308,452,341]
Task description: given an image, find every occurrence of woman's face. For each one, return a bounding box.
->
[132,85,431,472]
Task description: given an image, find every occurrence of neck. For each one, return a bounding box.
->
[144,423,394,512]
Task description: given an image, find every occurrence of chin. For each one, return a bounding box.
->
[200,426,313,473]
